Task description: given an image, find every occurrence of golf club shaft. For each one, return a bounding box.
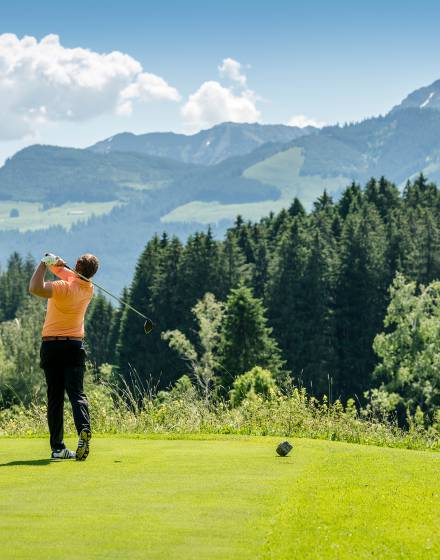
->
[64,265,148,321]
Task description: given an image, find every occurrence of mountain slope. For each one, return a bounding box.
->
[295,108,440,184]
[88,122,316,165]
[0,144,280,206]
[0,145,196,203]
[5,79,440,292]
[391,79,440,113]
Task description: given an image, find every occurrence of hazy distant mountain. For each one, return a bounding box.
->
[4,80,440,292]
[391,79,440,113]
[0,143,281,206]
[289,106,440,185]
[88,122,316,165]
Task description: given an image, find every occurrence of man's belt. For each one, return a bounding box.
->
[42,336,83,341]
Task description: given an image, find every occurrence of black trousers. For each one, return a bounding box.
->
[40,340,91,450]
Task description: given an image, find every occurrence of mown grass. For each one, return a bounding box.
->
[0,436,439,559]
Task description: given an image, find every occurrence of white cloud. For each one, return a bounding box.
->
[0,33,180,140]
[288,114,326,128]
[181,80,260,132]
[218,58,247,87]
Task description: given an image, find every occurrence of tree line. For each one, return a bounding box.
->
[1,174,439,420]
[111,175,440,401]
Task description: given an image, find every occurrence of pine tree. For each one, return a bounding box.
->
[334,203,389,398]
[288,197,306,218]
[266,216,310,378]
[180,229,223,306]
[117,235,164,389]
[107,287,129,364]
[364,177,400,223]
[338,182,363,219]
[219,285,285,387]
[219,230,251,294]
[85,294,114,372]
[0,253,35,321]
[299,210,338,395]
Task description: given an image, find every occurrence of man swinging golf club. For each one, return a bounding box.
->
[29,253,99,461]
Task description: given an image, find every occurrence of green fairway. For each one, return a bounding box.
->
[0,436,439,560]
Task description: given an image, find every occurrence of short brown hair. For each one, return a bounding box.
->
[75,253,99,279]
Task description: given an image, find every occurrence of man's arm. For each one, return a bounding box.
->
[29,261,53,299]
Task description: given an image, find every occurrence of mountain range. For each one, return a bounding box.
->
[89,122,316,165]
[2,78,440,292]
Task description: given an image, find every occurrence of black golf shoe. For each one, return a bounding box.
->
[76,429,92,461]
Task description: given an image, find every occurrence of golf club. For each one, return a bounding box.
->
[45,254,153,334]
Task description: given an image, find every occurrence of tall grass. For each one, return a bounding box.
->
[1,375,439,451]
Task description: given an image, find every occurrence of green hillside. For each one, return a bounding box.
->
[162,147,349,223]
[0,145,196,203]
[1,436,439,560]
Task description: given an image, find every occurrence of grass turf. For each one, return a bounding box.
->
[0,436,439,559]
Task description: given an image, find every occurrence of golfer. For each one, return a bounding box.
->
[29,253,99,460]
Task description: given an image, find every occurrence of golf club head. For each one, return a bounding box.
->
[144,318,154,335]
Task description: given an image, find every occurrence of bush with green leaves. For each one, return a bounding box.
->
[373,273,440,423]
[0,296,46,407]
[1,374,439,451]
[162,293,225,400]
[229,367,278,407]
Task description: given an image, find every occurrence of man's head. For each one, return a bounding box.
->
[75,253,99,279]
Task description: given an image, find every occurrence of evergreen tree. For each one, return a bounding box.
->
[266,216,310,378]
[399,207,440,284]
[180,229,223,306]
[219,285,285,388]
[219,230,251,293]
[0,253,35,321]
[299,210,338,395]
[334,204,389,398]
[288,197,306,218]
[338,182,363,219]
[117,235,165,389]
[107,287,129,364]
[403,174,440,209]
[85,293,114,372]
[364,177,400,223]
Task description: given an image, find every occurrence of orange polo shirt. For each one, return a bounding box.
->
[41,266,94,338]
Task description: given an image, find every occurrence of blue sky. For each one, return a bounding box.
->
[1,0,440,163]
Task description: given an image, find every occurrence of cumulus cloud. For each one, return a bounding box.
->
[181,80,260,132]
[218,58,247,87]
[288,114,326,128]
[0,33,180,140]
[182,58,260,132]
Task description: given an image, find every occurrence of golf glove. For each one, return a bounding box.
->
[41,253,58,266]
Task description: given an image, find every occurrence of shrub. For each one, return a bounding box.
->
[1,373,439,452]
[229,367,278,407]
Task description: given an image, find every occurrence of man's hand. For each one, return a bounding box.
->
[41,253,66,268]
[54,258,67,268]
[41,253,58,266]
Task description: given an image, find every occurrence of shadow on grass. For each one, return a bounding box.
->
[0,458,56,467]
